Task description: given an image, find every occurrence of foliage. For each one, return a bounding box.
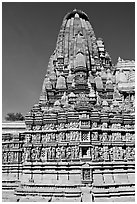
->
[5,112,25,121]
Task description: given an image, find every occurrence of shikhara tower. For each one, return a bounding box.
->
[6,9,135,202]
[39,9,113,107]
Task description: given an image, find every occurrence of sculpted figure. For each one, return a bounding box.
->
[119,147,124,160]
[61,92,68,106]
[48,147,52,159]
[8,152,14,163]
[3,152,7,163]
[109,148,114,161]
[84,169,90,180]
[93,132,98,140]
[31,148,37,161]
[88,71,95,84]
[102,132,108,142]
[92,122,97,128]
[94,72,103,89]
[103,147,109,161]
[51,147,56,159]
[131,147,135,160]
[113,86,121,99]
[66,147,72,159]
[94,147,99,160]
[71,147,75,159]
[26,134,31,143]
[41,148,48,161]
[75,146,79,158]
[61,146,66,159]
[56,147,61,160]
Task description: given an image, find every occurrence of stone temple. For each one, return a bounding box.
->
[2,9,135,202]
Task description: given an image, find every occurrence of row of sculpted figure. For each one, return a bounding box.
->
[43,131,80,142]
[91,146,135,161]
[2,151,20,163]
[23,145,80,162]
[28,122,134,132]
[3,143,19,150]
[91,132,135,142]
[25,131,134,144]
[30,122,80,131]
[26,131,80,143]
[2,145,135,163]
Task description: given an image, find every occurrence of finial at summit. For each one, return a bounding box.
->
[74,13,79,18]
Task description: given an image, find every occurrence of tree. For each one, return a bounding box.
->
[5,112,25,121]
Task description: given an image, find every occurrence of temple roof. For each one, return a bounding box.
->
[64,9,89,21]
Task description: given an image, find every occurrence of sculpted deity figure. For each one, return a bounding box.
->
[110,147,114,161]
[71,79,75,88]
[31,148,37,161]
[103,147,109,161]
[113,86,121,99]
[44,77,52,90]
[25,148,31,161]
[35,147,41,161]
[92,122,98,128]
[92,132,98,140]
[119,147,124,160]
[56,147,61,160]
[131,147,135,160]
[87,78,92,89]
[84,169,90,180]
[51,147,56,159]
[47,147,52,159]
[102,132,108,142]
[66,147,72,159]
[66,132,70,141]
[61,146,66,159]
[41,148,48,161]
[89,86,96,98]
[71,147,75,159]
[26,134,31,143]
[8,152,13,163]
[94,72,103,89]
[94,147,99,160]
[61,92,68,106]
[51,133,56,141]
[3,152,7,163]
[75,146,79,158]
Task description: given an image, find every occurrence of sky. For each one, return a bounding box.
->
[2,2,135,120]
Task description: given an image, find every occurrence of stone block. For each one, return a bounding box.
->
[112,196,135,202]
[113,173,129,184]
[127,173,135,184]
[94,197,113,202]
[103,173,114,184]
[93,173,104,185]
[69,174,81,184]
[58,173,68,184]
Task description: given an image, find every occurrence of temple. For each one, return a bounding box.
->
[2,9,135,202]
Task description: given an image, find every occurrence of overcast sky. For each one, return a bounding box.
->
[2,2,135,120]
